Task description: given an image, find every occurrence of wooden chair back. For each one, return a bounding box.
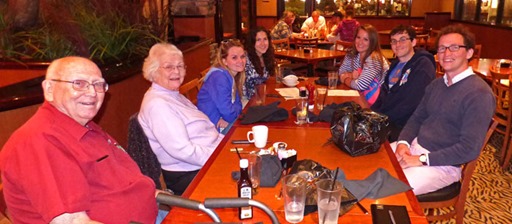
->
[294,37,319,49]
[434,55,444,78]
[489,69,512,169]
[333,40,353,65]
[271,38,290,51]
[179,78,201,105]
[334,40,353,52]
[418,127,493,224]
[199,68,210,87]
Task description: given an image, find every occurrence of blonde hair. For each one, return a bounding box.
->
[214,39,246,98]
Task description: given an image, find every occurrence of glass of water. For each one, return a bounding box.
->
[282,174,307,223]
[316,179,343,224]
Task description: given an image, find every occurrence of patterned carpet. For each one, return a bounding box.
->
[432,133,512,224]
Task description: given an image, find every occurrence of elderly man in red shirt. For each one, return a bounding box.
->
[0,56,160,223]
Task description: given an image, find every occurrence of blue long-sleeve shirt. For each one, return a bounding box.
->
[197,67,243,129]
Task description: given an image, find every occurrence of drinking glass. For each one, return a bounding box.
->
[328,71,339,90]
[295,99,308,125]
[316,179,343,224]
[316,87,327,110]
[282,174,307,223]
[240,153,262,193]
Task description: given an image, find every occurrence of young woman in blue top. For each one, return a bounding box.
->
[243,27,275,99]
[197,39,246,134]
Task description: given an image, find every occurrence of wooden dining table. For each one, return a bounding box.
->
[470,58,510,80]
[163,78,428,224]
[274,48,346,76]
[235,78,366,128]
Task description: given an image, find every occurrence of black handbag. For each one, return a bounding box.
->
[330,101,390,157]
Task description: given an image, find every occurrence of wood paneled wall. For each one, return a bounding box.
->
[0,41,212,149]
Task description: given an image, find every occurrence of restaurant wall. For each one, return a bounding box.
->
[0,69,45,88]
[455,22,512,59]
[0,41,212,149]
[173,16,215,40]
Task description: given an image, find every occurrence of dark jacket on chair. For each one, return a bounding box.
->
[127,113,162,189]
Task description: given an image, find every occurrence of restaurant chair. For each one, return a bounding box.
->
[489,69,512,169]
[294,37,319,49]
[179,78,201,105]
[271,38,290,51]
[316,40,352,74]
[127,113,165,190]
[434,55,445,78]
[272,38,309,76]
[416,127,493,224]
[199,67,210,87]
[0,184,12,224]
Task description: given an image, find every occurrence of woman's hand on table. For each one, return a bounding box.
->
[351,70,360,79]
[217,118,229,129]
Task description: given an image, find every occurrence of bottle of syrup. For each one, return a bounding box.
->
[238,159,253,219]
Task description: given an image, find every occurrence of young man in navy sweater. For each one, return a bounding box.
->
[393,24,495,195]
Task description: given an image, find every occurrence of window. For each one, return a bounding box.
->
[285,0,307,16]
[458,0,512,27]
[284,0,411,18]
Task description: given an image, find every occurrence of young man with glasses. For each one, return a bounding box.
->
[371,25,436,141]
[0,56,159,223]
[393,24,495,195]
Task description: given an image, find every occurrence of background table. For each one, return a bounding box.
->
[274,48,346,76]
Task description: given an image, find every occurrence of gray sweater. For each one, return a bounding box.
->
[399,75,495,166]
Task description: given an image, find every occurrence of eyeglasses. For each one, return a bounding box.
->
[437,45,468,53]
[51,79,109,93]
[390,37,412,45]
[160,64,187,71]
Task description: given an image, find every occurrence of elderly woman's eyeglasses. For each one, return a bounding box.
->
[51,79,109,93]
[160,65,187,71]
[437,45,467,53]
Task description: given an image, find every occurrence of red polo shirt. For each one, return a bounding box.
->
[0,102,157,223]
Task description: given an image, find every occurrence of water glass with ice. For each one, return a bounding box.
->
[282,174,307,223]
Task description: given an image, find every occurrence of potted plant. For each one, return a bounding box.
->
[0,0,168,66]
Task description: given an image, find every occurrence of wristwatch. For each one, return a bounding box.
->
[419,154,428,166]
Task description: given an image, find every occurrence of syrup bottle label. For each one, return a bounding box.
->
[240,186,252,218]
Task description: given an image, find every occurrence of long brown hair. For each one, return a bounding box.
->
[214,39,246,98]
[349,24,386,70]
[245,27,275,77]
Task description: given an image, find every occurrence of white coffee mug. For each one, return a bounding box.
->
[247,125,268,148]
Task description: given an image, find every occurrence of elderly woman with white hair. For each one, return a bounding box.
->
[138,43,223,196]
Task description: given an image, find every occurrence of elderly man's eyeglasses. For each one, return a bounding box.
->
[437,45,468,53]
[160,65,187,71]
[390,37,412,45]
[51,79,109,93]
